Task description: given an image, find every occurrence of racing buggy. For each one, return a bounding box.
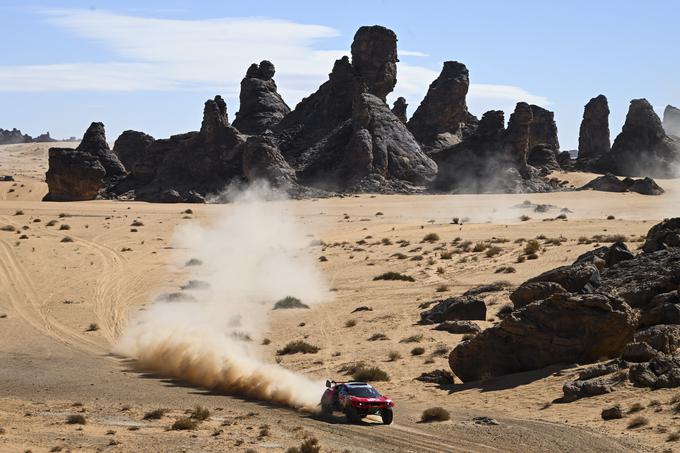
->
[320,380,394,424]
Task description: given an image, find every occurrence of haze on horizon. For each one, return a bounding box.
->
[0,0,677,150]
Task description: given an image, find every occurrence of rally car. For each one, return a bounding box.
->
[320,380,394,424]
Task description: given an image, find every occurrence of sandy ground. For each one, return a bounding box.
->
[0,142,678,452]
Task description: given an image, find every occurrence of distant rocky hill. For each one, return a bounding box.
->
[0,128,58,145]
[42,25,680,203]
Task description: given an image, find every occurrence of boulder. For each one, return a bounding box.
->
[581,173,628,192]
[44,148,106,201]
[391,97,407,123]
[113,130,156,182]
[622,342,659,363]
[629,355,680,389]
[628,177,664,195]
[420,296,486,324]
[562,373,623,402]
[523,262,601,293]
[577,95,610,160]
[449,293,637,382]
[634,325,680,354]
[642,217,680,252]
[509,281,567,309]
[640,291,680,327]
[601,406,623,420]
[350,25,398,100]
[607,99,680,177]
[433,320,481,334]
[407,61,477,151]
[663,105,680,137]
[242,136,297,187]
[232,61,290,135]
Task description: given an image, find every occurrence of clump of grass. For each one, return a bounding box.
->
[593,234,628,243]
[373,272,415,282]
[388,351,401,361]
[431,345,449,357]
[14,210,24,216]
[381,238,392,245]
[60,236,74,243]
[472,242,487,252]
[435,284,448,293]
[352,366,390,382]
[485,246,502,258]
[59,224,71,230]
[368,333,388,341]
[262,338,271,345]
[86,323,99,332]
[66,414,86,425]
[277,340,319,355]
[344,319,357,328]
[286,437,321,453]
[422,233,440,243]
[131,220,144,227]
[171,417,198,430]
[400,334,423,343]
[524,239,541,254]
[628,402,645,414]
[495,266,516,274]
[183,209,193,215]
[520,215,531,222]
[189,405,210,421]
[46,220,58,226]
[143,408,167,420]
[273,296,310,310]
[627,416,649,429]
[420,407,450,423]
[411,347,425,356]
[0,225,16,232]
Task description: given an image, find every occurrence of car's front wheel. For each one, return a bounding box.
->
[380,408,394,425]
[320,402,333,415]
[345,405,361,424]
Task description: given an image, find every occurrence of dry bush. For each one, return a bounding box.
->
[14,210,24,216]
[190,405,210,421]
[368,333,388,341]
[607,215,616,220]
[628,402,645,414]
[627,416,649,429]
[183,209,193,214]
[143,408,167,420]
[261,338,271,345]
[485,246,502,258]
[59,224,71,230]
[667,432,680,442]
[422,233,440,243]
[344,319,357,328]
[431,345,449,357]
[495,266,516,274]
[45,220,57,227]
[86,323,99,332]
[286,437,321,453]
[66,414,86,425]
[60,236,74,243]
[373,272,415,282]
[411,347,425,356]
[472,242,487,252]
[388,351,401,361]
[171,417,198,430]
[58,213,71,218]
[277,340,319,355]
[519,215,531,222]
[421,407,450,422]
[131,220,144,227]
[526,253,539,260]
[185,258,203,266]
[436,284,448,292]
[352,366,390,382]
[0,225,15,232]
[273,296,309,309]
[400,334,423,343]
[524,240,541,254]
[381,238,392,245]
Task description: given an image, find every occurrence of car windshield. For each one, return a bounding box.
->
[347,386,380,398]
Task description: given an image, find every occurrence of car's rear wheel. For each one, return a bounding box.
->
[345,405,361,424]
[380,408,394,425]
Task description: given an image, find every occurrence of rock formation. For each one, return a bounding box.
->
[242,136,296,187]
[528,104,559,152]
[606,99,680,177]
[391,97,407,123]
[232,61,290,135]
[580,173,664,195]
[577,95,610,160]
[0,128,56,145]
[664,105,680,138]
[44,148,106,201]
[350,25,398,100]
[407,61,477,151]
[76,122,126,178]
[113,131,156,182]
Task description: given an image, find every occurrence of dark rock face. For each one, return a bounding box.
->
[449,293,636,382]
[629,355,680,389]
[523,262,601,293]
[527,146,559,171]
[44,148,106,201]
[420,296,486,324]
[577,95,610,160]
[528,105,559,153]
[232,61,290,135]
[113,131,156,182]
[241,136,296,187]
[503,102,533,174]
[510,281,567,309]
[77,122,126,178]
[634,325,680,355]
[643,217,680,252]
[607,99,680,177]
[407,61,477,151]
[350,25,398,100]
[664,105,680,138]
[391,97,407,123]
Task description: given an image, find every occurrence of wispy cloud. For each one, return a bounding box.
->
[0,9,549,116]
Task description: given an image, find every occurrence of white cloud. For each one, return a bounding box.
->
[0,9,549,116]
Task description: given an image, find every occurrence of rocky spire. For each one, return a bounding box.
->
[391,97,407,123]
[503,102,533,172]
[578,95,610,160]
[233,60,290,135]
[663,105,680,137]
[528,105,559,152]
[201,95,229,134]
[407,61,477,151]
[351,25,398,100]
[76,122,126,178]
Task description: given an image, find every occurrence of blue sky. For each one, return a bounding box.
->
[0,1,678,149]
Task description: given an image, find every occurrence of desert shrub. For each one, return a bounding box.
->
[495,266,516,274]
[524,240,540,254]
[388,351,401,361]
[286,437,321,453]
[555,213,568,220]
[497,304,514,319]
[0,427,5,435]
[261,338,271,345]
[422,233,440,243]
[131,220,144,227]
[628,402,645,414]
[520,215,531,222]
[60,236,74,243]
[411,347,425,356]
[593,234,627,243]
[185,258,203,266]
[143,408,167,420]
[526,253,539,260]
[273,296,309,310]
[171,417,198,430]
[0,225,15,232]
[431,345,448,357]
[516,255,526,263]
[14,210,24,216]
[190,405,210,421]
[436,284,448,293]
[373,272,415,282]
[400,334,423,343]
[59,224,71,230]
[607,215,616,220]
[45,220,58,227]
[19,234,28,239]
[277,340,319,355]
[183,209,193,214]
[344,319,357,328]
[368,333,388,341]
[352,366,390,382]
[86,323,99,332]
[318,255,328,262]
[440,251,453,260]
[381,238,392,245]
[472,242,487,252]
[66,414,86,425]
[627,416,649,429]
[458,240,472,252]
[420,407,450,422]
[485,246,502,258]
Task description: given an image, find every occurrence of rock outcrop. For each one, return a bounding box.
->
[606,99,680,177]
[642,217,680,252]
[76,122,126,178]
[350,25,398,100]
[407,61,477,151]
[391,97,407,123]
[242,136,296,187]
[0,128,56,145]
[663,105,680,138]
[577,95,610,160]
[528,105,559,153]
[580,173,664,195]
[232,61,290,135]
[113,130,156,182]
[420,296,486,324]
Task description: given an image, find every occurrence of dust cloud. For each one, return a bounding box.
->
[115,182,329,410]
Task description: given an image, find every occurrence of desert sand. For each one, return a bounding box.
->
[1,142,678,452]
